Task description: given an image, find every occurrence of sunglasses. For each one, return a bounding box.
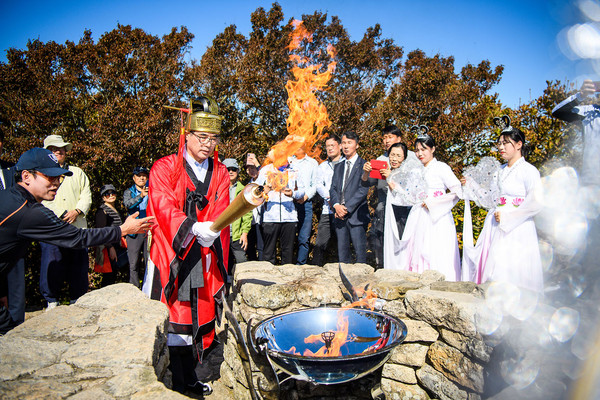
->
[35,171,63,185]
[103,191,117,196]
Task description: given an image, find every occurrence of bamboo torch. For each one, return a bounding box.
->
[210,183,265,232]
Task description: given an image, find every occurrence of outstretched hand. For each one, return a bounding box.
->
[120,212,155,236]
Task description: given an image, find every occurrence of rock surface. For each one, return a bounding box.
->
[0,262,497,400]
[0,284,185,399]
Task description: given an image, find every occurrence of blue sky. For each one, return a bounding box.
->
[0,0,591,108]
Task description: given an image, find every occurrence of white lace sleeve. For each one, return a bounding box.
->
[387,158,427,206]
[462,157,501,210]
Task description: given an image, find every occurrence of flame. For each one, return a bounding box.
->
[303,314,349,357]
[264,19,337,186]
[282,291,384,358]
[345,289,380,311]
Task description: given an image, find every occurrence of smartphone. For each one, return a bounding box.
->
[60,210,68,219]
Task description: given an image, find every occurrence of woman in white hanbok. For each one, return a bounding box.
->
[394,133,462,281]
[462,120,543,292]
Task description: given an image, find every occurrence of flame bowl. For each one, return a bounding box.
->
[251,307,408,385]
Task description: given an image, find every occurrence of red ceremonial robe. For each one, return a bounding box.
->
[146,153,230,359]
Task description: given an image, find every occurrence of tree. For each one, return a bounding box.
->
[195,3,405,163]
[0,25,194,192]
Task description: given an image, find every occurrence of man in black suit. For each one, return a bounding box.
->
[330,131,370,263]
[0,131,24,326]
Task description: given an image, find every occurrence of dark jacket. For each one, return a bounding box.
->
[0,185,121,276]
[330,156,370,226]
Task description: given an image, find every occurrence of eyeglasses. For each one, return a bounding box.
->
[227,167,239,172]
[497,140,514,148]
[189,132,221,145]
[35,171,63,185]
[103,191,117,196]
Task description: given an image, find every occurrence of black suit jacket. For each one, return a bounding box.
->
[330,155,370,226]
[0,160,15,190]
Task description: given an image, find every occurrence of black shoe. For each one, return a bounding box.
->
[187,380,213,396]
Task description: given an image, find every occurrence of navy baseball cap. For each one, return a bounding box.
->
[15,147,73,177]
[133,166,150,176]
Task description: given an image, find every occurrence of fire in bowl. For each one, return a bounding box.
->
[251,307,408,385]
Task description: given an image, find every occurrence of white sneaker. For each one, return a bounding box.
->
[46,301,59,312]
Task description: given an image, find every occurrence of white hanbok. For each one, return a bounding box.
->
[462,157,543,292]
[390,158,461,281]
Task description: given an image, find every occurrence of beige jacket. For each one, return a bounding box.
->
[42,165,92,229]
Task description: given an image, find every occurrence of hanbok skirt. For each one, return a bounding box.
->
[385,201,461,281]
[467,211,543,292]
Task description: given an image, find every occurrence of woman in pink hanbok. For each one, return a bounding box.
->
[397,127,462,281]
[462,116,543,292]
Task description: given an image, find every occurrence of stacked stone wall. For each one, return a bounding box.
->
[222,262,493,400]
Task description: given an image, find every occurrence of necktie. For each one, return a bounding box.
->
[341,160,351,204]
[0,171,4,190]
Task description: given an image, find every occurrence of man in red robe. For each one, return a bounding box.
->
[142,97,230,395]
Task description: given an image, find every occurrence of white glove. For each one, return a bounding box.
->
[191,221,221,247]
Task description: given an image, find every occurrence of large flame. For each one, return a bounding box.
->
[265,19,337,191]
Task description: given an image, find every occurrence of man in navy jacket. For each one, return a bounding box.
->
[0,148,153,334]
[330,131,370,263]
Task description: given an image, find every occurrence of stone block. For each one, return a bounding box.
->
[105,366,157,397]
[380,378,431,400]
[382,363,417,384]
[416,364,469,400]
[239,282,297,310]
[220,362,236,389]
[403,319,439,343]
[440,328,492,363]
[295,275,345,307]
[427,341,484,392]
[429,281,482,295]
[0,284,180,398]
[382,299,407,318]
[388,343,429,367]
[130,382,190,399]
[405,289,485,338]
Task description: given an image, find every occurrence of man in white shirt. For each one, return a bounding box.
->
[313,134,344,266]
[289,146,318,265]
[256,162,305,265]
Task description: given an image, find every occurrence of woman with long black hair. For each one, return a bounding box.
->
[397,126,462,281]
[462,116,543,292]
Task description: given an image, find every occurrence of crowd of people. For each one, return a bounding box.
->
[0,80,598,395]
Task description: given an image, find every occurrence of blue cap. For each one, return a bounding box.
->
[15,148,73,177]
[133,166,150,176]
